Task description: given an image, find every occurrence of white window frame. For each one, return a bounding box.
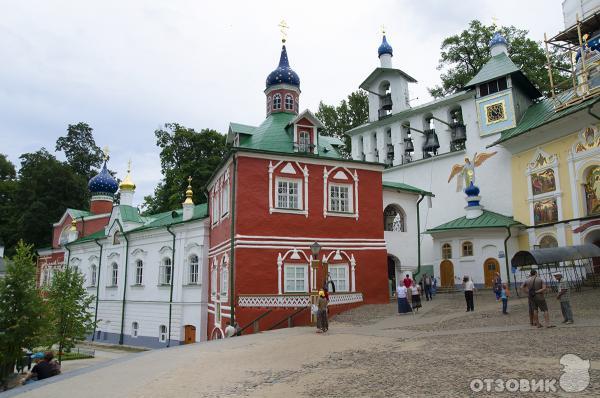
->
[298,130,311,152]
[461,241,474,257]
[273,93,282,110]
[159,258,172,285]
[210,265,217,300]
[220,262,229,301]
[211,191,220,225]
[134,259,143,285]
[285,94,293,110]
[159,325,167,342]
[188,255,199,285]
[328,264,349,292]
[328,183,353,213]
[90,264,97,287]
[275,177,302,210]
[110,263,118,287]
[283,264,308,293]
[221,180,229,218]
[132,322,139,338]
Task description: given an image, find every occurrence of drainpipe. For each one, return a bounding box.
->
[229,155,238,325]
[166,225,176,347]
[503,226,512,290]
[92,238,103,341]
[118,226,129,345]
[416,194,425,277]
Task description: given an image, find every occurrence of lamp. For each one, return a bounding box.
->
[310,242,321,259]
[333,250,342,261]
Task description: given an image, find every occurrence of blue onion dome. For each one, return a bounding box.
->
[266,45,300,89]
[378,35,393,57]
[489,32,508,49]
[88,161,118,196]
[464,182,480,196]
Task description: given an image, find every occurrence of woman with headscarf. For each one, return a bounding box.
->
[316,290,329,333]
[396,283,412,314]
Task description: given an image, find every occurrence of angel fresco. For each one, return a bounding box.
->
[447,152,497,192]
[585,166,600,215]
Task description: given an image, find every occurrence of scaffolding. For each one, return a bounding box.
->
[545,11,600,111]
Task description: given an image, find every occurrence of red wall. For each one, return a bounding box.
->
[52,214,110,248]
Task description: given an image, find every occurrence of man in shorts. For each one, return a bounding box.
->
[523,270,554,328]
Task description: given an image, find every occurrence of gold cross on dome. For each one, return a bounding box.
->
[381,24,386,35]
[278,20,289,43]
[102,146,110,161]
[491,16,499,26]
[127,158,132,173]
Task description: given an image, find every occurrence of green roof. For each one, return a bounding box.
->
[425,210,523,233]
[360,67,417,91]
[71,229,106,243]
[237,112,343,158]
[68,209,93,219]
[120,205,145,223]
[229,122,256,135]
[466,53,520,87]
[382,181,434,197]
[490,91,600,147]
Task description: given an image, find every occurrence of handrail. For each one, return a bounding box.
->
[267,306,308,331]
[237,309,273,335]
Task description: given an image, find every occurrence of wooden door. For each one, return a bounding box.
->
[440,260,454,287]
[483,258,499,288]
[184,325,196,344]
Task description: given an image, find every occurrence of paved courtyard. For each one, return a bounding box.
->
[10,289,600,397]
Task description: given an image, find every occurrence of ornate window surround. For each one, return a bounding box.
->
[276,249,311,294]
[323,166,359,220]
[525,148,563,230]
[322,250,357,292]
[268,161,309,217]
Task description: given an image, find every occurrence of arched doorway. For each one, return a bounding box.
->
[387,255,399,297]
[483,258,500,288]
[440,260,454,287]
[210,327,223,340]
[184,325,196,344]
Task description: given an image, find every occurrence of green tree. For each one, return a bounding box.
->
[315,90,368,157]
[0,155,18,257]
[55,122,104,179]
[0,241,46,383]
[429,20,569,98]
[13,149,88,249]
[143,124,227,214]
[45,266,95,364]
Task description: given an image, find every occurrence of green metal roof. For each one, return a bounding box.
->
[466,53,520,87]
[229,122,256,135]
[489,91,600,147]
[68,208,93,219]
[382,181,434,197]
[119,205,145,223]
[70,229,106,244]
[425,210,523,233]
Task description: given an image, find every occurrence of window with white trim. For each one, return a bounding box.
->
[298,130,311,152]
[132,322,139,338]
[276,179,301,209]
[110,263,118,286]
[220,263,229,300]
[328,264,349,292]
[210,266,217,299]
[285,94,293,110]
[461,241,474,257]
[329,184,352,213]
[159,258,172,285]
[221,181,229,217]
[284,264,308,293]
[135,260,143,285]
[273,94,282,110]
[188,255,199,284]
[211,192,220,224]
[159,325,167,342]
[90,264,97,287]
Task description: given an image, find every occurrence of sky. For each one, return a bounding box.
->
[0,0,566,207]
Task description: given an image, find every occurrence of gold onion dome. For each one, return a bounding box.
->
[183,176,194,205]
[119,160,136,191]
[70,219,77,231]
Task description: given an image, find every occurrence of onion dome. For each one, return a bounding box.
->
[489,32,508,49]
[88,161,118,196]
[119,161,136,191]
[378,35,393,57]
[265,45,300,89]
[183,176,194,205]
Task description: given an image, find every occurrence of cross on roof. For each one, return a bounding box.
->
[278,20,289,43]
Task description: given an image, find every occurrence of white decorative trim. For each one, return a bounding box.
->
[88,255,99,263]
[184,242,202,254]
[350,254,356,292]
[237,292,363,308]
[106,252,120,260]
[323,166,360,220]
[235,234,385,242]
[158,246,173,255]
[281,163,296,174]
[333,170,348,180]
[277,253,283,295]
[328,292,363,305]
[130,248,147,257]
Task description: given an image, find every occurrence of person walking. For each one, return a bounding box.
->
[524,269,554,328]
[403,274,412,288]
[554,272,573,324]
[493,272,502,301]
[224,322,236,338]
[500,283,509,314]
[396,284,412,314]
[316,290,329,333]
[521,270,536,326]
[463,276,475,312]
[411,280,422,312]
[423,273,433,301]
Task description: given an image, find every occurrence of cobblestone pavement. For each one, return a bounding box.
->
[12,289,600,398]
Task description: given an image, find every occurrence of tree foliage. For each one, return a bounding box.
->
[55,122,104,180]
[143,124,227,214]
[0,241,46,382]
[0,155,18,257]
[315,90,368,157]
[45,266,95,363]
[429,20,569,98]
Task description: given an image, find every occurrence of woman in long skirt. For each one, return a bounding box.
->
[396,284,412,314]
[316,290,329,332]
[411,281,422,312]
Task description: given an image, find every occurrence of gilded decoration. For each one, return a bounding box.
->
[531,169,556,195]
[574,126,600,153]
[526,149,558,172]
[585,166,600,215]
[533,198,558,225]
[447,152,497,191]
[484,101,506,124]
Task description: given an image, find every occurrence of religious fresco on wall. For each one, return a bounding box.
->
[531,169,556,195]
[533,199,559,225]
[585,166,600,215]
[574,126,600,152]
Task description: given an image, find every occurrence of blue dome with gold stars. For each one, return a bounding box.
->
[378,35,393,57]
[88,161,118,196]
[489,32,508,49]
[266,45,300,89]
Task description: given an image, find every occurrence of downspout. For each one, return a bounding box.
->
[416,194,425,277]
[166,225,176,347]
[65,245,71,269]
[118,226,129,345]
[503,226,512,290]
[92,238,103,341]
[229,155,238,325]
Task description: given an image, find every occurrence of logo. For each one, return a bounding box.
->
[559,354,590,392]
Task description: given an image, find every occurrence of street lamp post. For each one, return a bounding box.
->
[309,242,321,324]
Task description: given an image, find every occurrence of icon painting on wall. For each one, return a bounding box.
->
[585,166,600,215]
[531,169,556,195]
[533,199,558,225]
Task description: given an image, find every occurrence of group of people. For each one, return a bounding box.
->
[521,269,574,328]
[21,351,61,384]
[396,273,435,314]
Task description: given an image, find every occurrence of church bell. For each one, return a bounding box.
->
[403,137,414,153]
[422,129,440,154]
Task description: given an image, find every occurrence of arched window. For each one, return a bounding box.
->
[160,258,172,285]
[384,205,406,232]
[135,260,143,285]
[273,94,282,110]
[442,243,452,260]
[59,226,70,246]
[111,263,119,286]
[285,94,293,110]
[210,264,217,299]
[220,260,229,300]
[159,325,167,342]
[461,241,474,257]
[113,232,121,245]
[298,130,311,152]
[132,322,139,338]
[90,264,97,287]
[539,235,558,248]
[189,255,199,285]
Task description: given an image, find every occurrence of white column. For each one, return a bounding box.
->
[376,127,386,164]
[322,167,328,218]
[391,123,403,166]
[268,162,274,213]
[350,254,356,292]
[277,253,283,294]
[303,166,309,217]
[433,110,451,154]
